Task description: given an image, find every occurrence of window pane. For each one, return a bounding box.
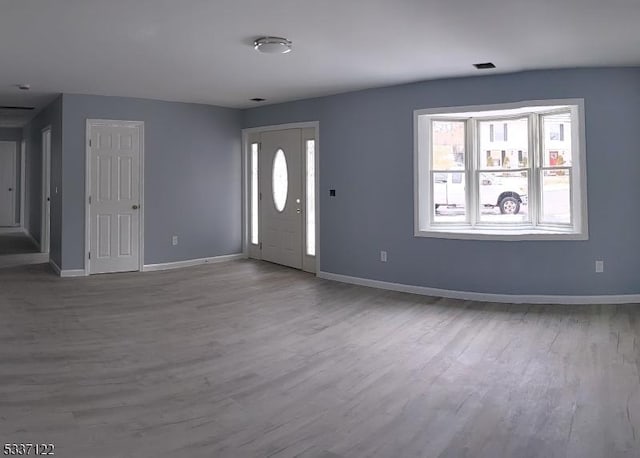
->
[272,149,288,212]
[432,120,465,170]
[305,140,316,256]
[433,172,466,223]
[478,171,529,223]
[541,169,571,224]
[479,118,529,169]
[251,143,259,245]
[542,112,572,166]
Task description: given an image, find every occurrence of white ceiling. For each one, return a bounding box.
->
[1,0,639,126]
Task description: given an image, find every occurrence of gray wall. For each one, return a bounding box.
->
[244,67,640,295]
[22,96,63,266]
[0,128,22,224]
[61,94,242,270]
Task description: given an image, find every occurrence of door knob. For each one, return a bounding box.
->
[8,188,12,191]
[132,205,139,210]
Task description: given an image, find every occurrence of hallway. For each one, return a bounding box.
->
[0,229,47,268]
[0,230,39,255]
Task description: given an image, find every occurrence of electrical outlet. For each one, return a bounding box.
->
[595,260,604,273]
[380,250,387,262]
[172,235,178,246]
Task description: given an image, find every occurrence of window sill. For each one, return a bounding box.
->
[415,227,588,241]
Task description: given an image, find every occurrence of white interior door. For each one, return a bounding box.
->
[260,129,303,269]
[0,141,17,226]
[89,122,142,274]
[41,129,51,252]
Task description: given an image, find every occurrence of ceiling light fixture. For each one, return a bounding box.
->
[254,36,292,54]
[17,84,31,90]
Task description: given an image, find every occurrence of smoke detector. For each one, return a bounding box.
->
[254,37,292,54]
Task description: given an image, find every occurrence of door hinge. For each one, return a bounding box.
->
[259,242,262,250]
[88,252,91,259]
[88,196,92,204]
[259,192,262,200]
[89,139,92,147]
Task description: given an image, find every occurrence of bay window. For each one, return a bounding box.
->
[414,100,587,240]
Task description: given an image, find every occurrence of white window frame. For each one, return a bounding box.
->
[414,99,588,241]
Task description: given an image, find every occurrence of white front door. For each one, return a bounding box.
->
[260,129,303,269]
[0,141,17,226]
[89,122,142,274]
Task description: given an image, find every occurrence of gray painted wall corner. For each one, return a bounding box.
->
[61,94,243,270]
[21,95,63,267]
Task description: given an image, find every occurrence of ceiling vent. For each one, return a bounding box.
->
[473,62,496,70]
[250,98,266,102]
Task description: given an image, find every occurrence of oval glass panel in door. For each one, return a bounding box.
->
[272,149,288,212]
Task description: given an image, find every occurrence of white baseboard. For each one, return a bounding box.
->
[23,229,41,252]
[0,252,49,268]
[142,253,245,272]
[318,271,640,305]
[49,259,85,277]
[47,254,245,277]
[0,226,22,234]
[49,259,61,275]
[60,269,87,277]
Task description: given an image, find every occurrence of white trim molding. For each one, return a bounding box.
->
[142,253,245,272]
[414,99,588,241]
[60,270,87,278]
[318,271,640,305]
[0,227,22,234]
[41,126,52,253]
[0,252,48,269]
[24,229,41,251]
[20,139,26,229]
[49,259,61,275]
[49,259,88,277]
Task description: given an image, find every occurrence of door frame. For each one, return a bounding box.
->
[0,140,17,227]
[241,121,320,275]
[84,119,145,276]
[20,139,26,230]
[40,127,51,252]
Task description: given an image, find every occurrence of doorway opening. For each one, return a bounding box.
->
[0,137,48,268]
[243,123,319,273]
[0,140,17,228]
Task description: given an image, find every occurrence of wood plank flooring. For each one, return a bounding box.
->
[1,260,640,457]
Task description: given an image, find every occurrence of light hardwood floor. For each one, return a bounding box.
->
[1,260,640,457]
